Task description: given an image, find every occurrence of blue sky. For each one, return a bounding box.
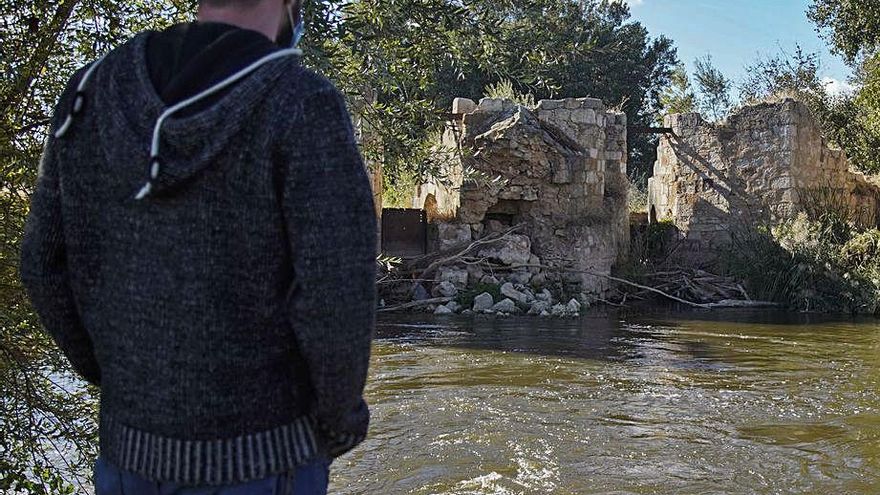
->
[623,0,857,95]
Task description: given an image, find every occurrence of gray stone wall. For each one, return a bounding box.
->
[648,98,880,260]
[415,96,630,298]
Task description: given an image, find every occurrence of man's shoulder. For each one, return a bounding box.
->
[275,63,347,107]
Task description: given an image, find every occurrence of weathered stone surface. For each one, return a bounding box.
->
[446,301,462,313]
[527,300,552,315]
[477,235,532,266]
[438,223,473,251]
[415,95,632,298]
[453,97,477,115]
[434,305,453,315]
[492,298,517,314]
[566,298,582,314]
[473,292,494,312]
[432,281,458,298]
[478,97,504,112]
[439,268,469,288]
[507,269,533,286]
[536,289,554,302]
[648,98,880,262]
[550,304,569,317]
[500,282,530,308]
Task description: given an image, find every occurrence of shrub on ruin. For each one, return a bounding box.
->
[726,212,880,314]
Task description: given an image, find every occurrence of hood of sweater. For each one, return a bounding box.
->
[61,31,301,200]
[147,22,281,115]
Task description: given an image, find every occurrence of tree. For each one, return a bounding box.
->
[660,63,697,116]
[693,55,732,121]
[809,0,880,63]
[739,45,825,104]
[808,0,880,175]
[435,0,678,185]
[1,2,191,492]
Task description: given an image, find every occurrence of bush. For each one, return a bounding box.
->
[725,212,880,314]
[455,282,502,308]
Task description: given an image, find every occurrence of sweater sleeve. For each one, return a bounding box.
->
[19,131,101,387]
[280,86,378,457]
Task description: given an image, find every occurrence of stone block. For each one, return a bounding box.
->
[473,292,494,312]
[439,267,469,288]
[492,298,518,314]
[575,108,597,125]
[579,97,603,108]
[478,98,504,112]
[527,300,552,316]
[506,269,533,286]
[452,97,477,115]
[477,234,532,266]
[438,223,473,251]
[537,99,563,111]
[501,282,530,306]
[432,281,458,298]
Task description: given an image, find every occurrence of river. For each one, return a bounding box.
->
[329,311,880,494]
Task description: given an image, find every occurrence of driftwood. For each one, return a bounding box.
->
[401,225,524,279]
[379,225,777,311]
[378,297,452,313]
[489,263,779,309]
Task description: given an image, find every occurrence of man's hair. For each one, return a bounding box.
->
[198,0,264,7]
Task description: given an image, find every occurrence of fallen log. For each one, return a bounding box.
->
[379,297,453,313]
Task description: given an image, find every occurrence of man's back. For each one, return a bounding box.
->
[19,19,377,489]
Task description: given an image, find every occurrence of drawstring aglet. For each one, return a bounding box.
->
[134,182,153,200]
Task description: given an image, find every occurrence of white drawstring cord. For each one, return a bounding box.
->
[54,56,107,139]
[135,48,302,200]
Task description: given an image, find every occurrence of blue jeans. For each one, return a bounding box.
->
[93,455,330,495]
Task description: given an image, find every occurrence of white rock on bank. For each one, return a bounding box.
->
[473,292,495,312]
[500,282,530,307]
[491,298,517,314]
[434,305,453,315]
[527,300,552,315]
[536,289,553,302]
[432,281,458,298]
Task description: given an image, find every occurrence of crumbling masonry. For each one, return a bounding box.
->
[648,98,880,260]
[414,96,630,298]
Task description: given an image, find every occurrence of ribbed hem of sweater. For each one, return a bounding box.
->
[98,411,319,486]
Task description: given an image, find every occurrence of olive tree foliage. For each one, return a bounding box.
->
[808,0,880,63]
[306,0,677,188]
[808,0,880,174]
[1,2,191,493]
[693,55,732,122]
[659,63,697,117]
[442,0,678,185]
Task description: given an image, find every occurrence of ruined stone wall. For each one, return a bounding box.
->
[648,99,880,259]
[415,96,630,298]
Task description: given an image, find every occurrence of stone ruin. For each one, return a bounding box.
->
[413,96,630,299]
[648,98,880,261]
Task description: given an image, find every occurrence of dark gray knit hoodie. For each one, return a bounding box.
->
[19,32,377,486]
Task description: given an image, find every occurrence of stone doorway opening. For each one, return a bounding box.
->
[482,199,531,232]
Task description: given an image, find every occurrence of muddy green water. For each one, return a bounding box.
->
[330,311,880,494]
